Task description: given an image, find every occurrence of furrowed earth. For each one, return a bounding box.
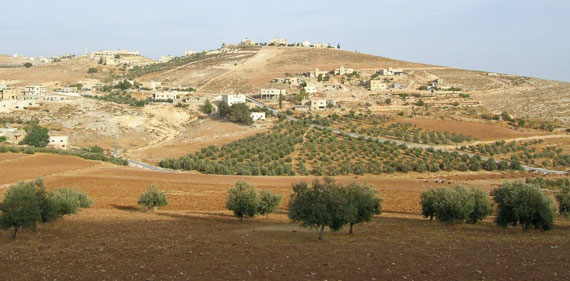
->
[0,153,569,281]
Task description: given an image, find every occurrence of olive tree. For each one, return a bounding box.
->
[420,185,492,224]
[345,183,382,234]
[258,190,282,218]
[288,178,351,240]
[0,180,48,238]
[491,181,556,231]
[138,185,168,211]
[556,186,570,218]
[226,181,260,220]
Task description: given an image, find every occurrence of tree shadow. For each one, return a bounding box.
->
[111,204,141,212]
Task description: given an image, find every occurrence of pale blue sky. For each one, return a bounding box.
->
[1,0,568,81]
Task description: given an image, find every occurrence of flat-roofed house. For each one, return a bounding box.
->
[222,93,246,106]
[370,79,387,91]
[260,89,286,100]
[304,84,317,94]
[47,135,69,150]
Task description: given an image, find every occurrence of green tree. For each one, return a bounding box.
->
[345,183,382,234]
[137,185,168,211]
[228,103,253,125]
[87,67,97,73]
[23,62,33,68]
[218,101,230,117]
[556,186,570,218]
[420,188,437,220]
[20,124,49,148]
[288,178,351,240]
[416,99,425,106]
[0,179,50,239]
[258,190,282,218]
[226,181,259,220]
[491,181,556,231]
[279,93,283,109]
[468,188,493,224]
[203,99,213,114]
[420,186,492,224]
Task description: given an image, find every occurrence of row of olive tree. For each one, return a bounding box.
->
[0,179,92,239]
[288,178,382,240]
[420,181,566,231]
[225,181,283,220]
[420,185,493,224]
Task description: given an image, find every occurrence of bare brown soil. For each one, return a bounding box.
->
[396,118,543,141]
[127,119,271,164]
[0,153,99,186]
[0,154,569,281]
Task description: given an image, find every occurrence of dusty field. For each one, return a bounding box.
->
[127,119,271,164]
[0,209,569,281]
[0,153,99,186]
[1,154,569,281]
[0,57,108,85]
[396,118,543,141]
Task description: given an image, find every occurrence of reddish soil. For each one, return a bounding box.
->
[0,153,99,186]
[396,118,543,141]
[0,154,569,281]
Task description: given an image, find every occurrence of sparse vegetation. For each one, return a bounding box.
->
[137,185,168,211]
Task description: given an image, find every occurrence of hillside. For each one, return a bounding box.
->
[0,56,110,85]
[0,54,33,66]
[136,46,570,124]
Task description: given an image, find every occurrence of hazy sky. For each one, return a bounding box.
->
[1,0,568,81]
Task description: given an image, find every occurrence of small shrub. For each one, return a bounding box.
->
[137,185,168,211]
[48,188,92,217]
[226,181,259,220]
[258,190,282,217]
[491,181,556,231]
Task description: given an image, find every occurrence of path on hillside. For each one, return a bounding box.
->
[196,47,265,92]
[246,97,568,175]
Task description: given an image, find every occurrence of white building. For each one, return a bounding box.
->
[378,67,404,76]
[270,38,288,46]
[140,81,162,89]
[160,56,174,63]
[184,50,197,56]
[310,99,326,111]
[250,112,266,121]
[334,65,355,75]
[304,84,317,94]
[300,41,311,47]
[370,80,387,91]
[222,93,246,106]
[240,38,256,46]
[313,43,329,48]
[22,85,46,100]
[309,68,329,78]
[47,135,69,150]
[260,89,286,100]
[152,92,178,102]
